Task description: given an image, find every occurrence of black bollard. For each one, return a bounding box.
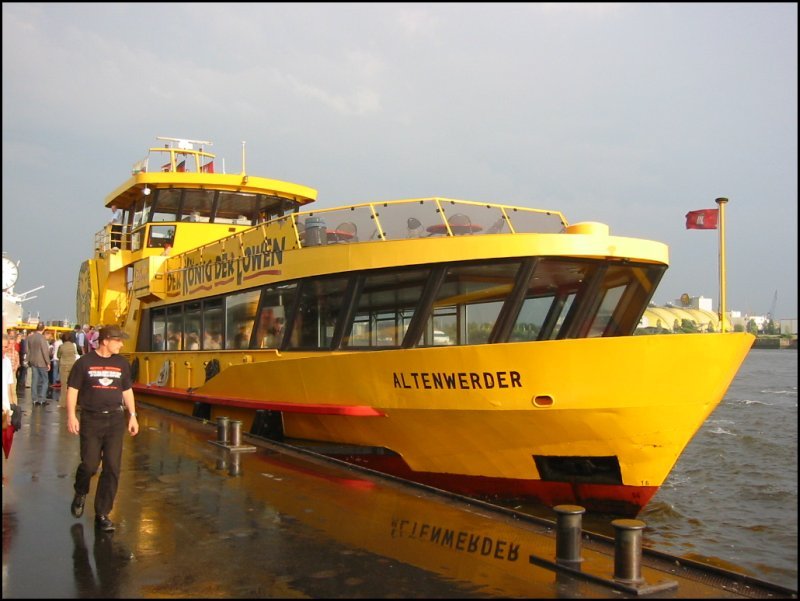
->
[611,518,647,584]
[216,416,230,445]
[230,420,243,447]
[554,505,585,567]
[228,452,242,477]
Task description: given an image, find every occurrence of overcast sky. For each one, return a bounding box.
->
[2,3,797,323]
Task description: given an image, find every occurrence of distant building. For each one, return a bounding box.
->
[639,304,726,332]
[779,318,798,335]
[638,294,791,335]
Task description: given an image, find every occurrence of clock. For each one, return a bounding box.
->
[2,256,18,290]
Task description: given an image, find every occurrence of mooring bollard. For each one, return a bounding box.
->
[228,452,242,477]
[554,505,585,567]
[230,420,243,447]
[611,518,647,584]
[215,449,228,470]
[216,416,230,445]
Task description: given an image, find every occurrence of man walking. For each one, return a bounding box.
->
[26,323,51,406]
[66,326,139,532]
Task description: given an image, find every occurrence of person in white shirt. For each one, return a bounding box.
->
[52,335,63,385]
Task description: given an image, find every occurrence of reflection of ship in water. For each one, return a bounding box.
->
[4,403,795,598]
[120,411,796,599]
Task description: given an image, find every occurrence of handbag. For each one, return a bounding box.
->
[11,403,22,431]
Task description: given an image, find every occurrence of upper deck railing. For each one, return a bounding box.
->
[93,197,568,256]
[284,197,567,246]
[131,137,217,175]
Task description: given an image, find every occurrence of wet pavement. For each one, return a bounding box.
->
[3,389,796,599]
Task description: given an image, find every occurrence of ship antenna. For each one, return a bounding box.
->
[241,141,248,183]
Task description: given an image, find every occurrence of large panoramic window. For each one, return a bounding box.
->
[342,268,430,348]
[202,299,224,349]
[253,284,297,348]
[166,305,184,350]
[140,257,663,353]
[226,290,260,349]
[152,189,181,222]
[287,277,349,349]
[417,260,522,347]
[215,192,258,225]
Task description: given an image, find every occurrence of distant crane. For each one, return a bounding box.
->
[768,290,778,321]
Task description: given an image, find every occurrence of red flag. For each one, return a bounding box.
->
[201,160,214,173]
[176,160,186,172]
[685,209,719,230]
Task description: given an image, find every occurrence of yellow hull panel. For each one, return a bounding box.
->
[183,332,752,489]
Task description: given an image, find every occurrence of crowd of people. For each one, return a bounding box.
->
[4,323,102,406]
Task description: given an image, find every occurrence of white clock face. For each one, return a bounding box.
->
[2,257,18,290]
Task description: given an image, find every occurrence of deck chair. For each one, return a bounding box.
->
[447,213,475,234]
[486,217,506,234]
[407,217,424,238]
[332,221,358,242]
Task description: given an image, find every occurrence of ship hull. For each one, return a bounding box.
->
[131,331,753,515]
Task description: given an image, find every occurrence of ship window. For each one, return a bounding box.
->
[254,284,297,348]
[202,299,224,349]
[132,198,146,228]
[184,301,202,350]
[166,305,183,350]
[597,264,664,336]
[508,259,595,340]
[510,296,556,341]
[151,308,166,351]
[214,192,257,225]
[152,188,181,222]
[416,260,521,347]
[256,194,292,223]
[148,225,174,249]
[226,290,260,349]
[342,268,429,349]
[141,193,154,225]
[587,283,625,337]
[287,277,350,349]
[495,258,661,342]
[181,190,215,222]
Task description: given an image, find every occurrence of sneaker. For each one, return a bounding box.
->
[70,493,86,518]
[95,515,115,532]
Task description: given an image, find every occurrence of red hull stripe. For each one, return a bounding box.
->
[132,384,384,417]
[339,454,659,516]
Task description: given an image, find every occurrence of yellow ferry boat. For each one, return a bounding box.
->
[77,136,754,516]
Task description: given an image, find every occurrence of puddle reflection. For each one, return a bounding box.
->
[71,523,133,597]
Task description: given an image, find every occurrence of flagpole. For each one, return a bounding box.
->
[716,197,728,332]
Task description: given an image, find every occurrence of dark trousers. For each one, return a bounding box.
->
[16,364,26,392]
[74,411,126,517]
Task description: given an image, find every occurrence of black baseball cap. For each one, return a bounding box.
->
[98,325,130,341]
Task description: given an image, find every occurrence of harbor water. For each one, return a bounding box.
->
[506,348,798,590]
[642,348,798,589]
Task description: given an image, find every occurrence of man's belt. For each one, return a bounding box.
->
[80,406,124,414]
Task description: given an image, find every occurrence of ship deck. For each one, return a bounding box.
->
[2,390,795,599]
